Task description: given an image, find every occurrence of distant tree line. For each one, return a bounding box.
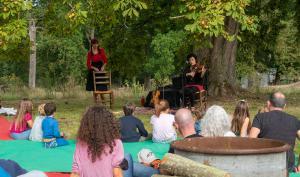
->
[0,0,299,96]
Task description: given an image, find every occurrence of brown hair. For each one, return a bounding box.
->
[123,103,135,116]
[155,99,169,117]
[231,100,251,135]
[44,102,56,116]
[13,99,33,130]
[90,38,101,55]
[77,106,120,163]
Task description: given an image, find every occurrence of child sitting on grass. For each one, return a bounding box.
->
[120,103,148,142]
[42,102,68,148]
[10,99,33,140]
[71,106,124,177]
[29,104,45,142]
[231,100,251,137]
[151,100,177,143]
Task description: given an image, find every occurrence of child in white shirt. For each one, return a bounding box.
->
[151,100,177,143]
[29,104,45,142]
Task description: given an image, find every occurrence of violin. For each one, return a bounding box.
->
[190,63,206,74]
[190,64,204,73]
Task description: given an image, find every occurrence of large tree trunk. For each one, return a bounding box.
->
[29,19,37,88]
[194,42,212,64]
[144,76,151,90]
[274,66,281,85]
[207,17,239,96]
[160,153,230,177]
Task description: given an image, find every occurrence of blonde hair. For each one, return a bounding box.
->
[155,99,169,117]
[38,104,46,116]
[13,100,33,130]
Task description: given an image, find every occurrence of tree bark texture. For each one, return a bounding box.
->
[197,17,239,96]
[144,76,151,90]
[86,27,95,50]
[160,153,231,177]
[29,18,37,88]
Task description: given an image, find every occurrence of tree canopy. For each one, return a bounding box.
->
[0,0,299,91]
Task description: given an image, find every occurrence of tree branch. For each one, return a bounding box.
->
[169,15,185,19]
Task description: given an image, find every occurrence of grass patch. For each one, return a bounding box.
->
[1,86,300,152]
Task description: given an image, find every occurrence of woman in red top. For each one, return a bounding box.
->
[86,38,108,91]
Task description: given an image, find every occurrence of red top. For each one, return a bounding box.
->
[86,48,108,70]
[10,113,32,133]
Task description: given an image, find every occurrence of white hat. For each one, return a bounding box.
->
[137,149,158,164]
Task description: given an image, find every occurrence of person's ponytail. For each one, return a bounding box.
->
[155,100,169,117]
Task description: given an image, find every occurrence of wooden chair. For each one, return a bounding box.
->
[194,90,207,112]
[93,71,113,108]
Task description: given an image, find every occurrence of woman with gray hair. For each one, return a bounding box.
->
[201,105,236,137]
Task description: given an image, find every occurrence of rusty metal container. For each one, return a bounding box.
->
[171,137,290,177]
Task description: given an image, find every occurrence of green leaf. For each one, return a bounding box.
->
[132,9,139,17]
[122,9,131,17]
[113,2,121,11]
[140,2,148,9]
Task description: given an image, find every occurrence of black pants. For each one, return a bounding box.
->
[183,86,199,107]
[86,70,108,91]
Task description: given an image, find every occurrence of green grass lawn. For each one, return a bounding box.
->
[2,89,300,153]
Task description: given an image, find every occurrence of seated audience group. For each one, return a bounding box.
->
[117,91,300,176]
[3,91,300,177]
[9,100,68,148]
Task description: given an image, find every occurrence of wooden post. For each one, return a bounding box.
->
[29,18,37,88]
[160,153,231,177]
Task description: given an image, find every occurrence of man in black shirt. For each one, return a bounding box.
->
[120,103,148,142]
[169,108,201,153]
[250,92,300,172]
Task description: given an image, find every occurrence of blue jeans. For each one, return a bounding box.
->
[123,154,159,177]
[10,129,31,140]
[194,120,201,135]
[44,138,69,148]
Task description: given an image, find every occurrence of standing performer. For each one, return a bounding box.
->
[184,53,208,107]
[85,39,108,100]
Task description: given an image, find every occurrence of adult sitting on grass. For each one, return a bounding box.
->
[120,103,148,142]
[71,106,124,177]
[42,102,68,148]
[201,105,236,137]
[249,92,300,172]
[10,99,33,140]
[169,108,202,153]
[151,100,177,143]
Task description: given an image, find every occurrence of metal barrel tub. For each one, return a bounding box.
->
[171,137,290,177]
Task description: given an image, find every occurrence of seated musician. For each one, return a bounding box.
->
[184,53,208,107]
